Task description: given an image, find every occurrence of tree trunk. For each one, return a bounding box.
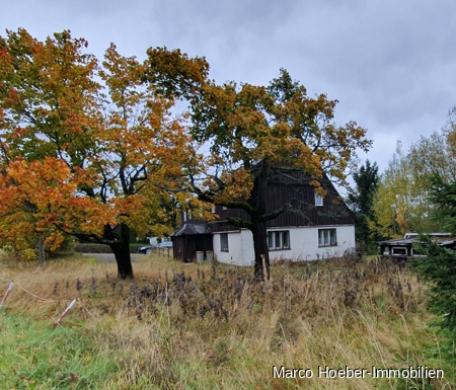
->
[110,224,134,279]
[250,161,272,281]
[251,219,270,281]
[36,235,46,264]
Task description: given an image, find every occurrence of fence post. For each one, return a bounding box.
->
[54,298,77,327]
[0,281,14,307]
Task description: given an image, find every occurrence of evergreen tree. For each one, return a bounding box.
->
[416,176,456,334]
[348,160,379,247]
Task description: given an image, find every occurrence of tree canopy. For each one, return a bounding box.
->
[371,113,456,239]
[0,29,372,279]
[145,50,371,278]
[0,29,199,276]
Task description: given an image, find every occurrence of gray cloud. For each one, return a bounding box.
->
[2,0,456,171]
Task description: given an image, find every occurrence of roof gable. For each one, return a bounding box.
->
[212,168,354,231]
[173,220,210,236]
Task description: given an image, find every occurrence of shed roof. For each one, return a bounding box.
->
[172,220,210,236]
[379,235,456,247]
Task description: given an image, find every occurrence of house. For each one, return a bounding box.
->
[172,168,356,265]
[378,232,456,261]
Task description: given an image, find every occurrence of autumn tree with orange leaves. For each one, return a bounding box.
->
[145,49,371,280]
[0,30,199,278]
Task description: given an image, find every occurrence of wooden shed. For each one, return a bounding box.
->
[171,220,213,262]
[378,233,456,262]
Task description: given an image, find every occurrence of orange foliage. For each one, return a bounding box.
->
[0,29,200,262]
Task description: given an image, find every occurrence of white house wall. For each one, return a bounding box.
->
[212,231,246,266]
[213,225,355,266]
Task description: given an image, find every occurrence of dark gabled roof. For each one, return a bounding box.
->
[172,167,355,235]
[210,168,355,232]
[172,220,210,236]
[208,220,241,232]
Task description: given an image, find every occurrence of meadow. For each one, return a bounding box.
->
[0,253,454,389]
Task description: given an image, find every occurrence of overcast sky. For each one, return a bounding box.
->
[2,0,456,172]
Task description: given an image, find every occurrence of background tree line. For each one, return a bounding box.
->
[349,111,456,340]
[349,109,456,248]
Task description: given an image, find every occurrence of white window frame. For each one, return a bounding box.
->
[267,230,291,250]
[220,233,229,252]
[318,228,337,247]
[315,193,324,207]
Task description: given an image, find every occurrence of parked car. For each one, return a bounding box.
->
[138,240,173,254]
[157,241,173,249]
[138,245,156,254]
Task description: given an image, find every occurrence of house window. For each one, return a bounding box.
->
[220,233,229,252]
[315,193,324,207]
[267,230,290,250]
[318,228,337,247]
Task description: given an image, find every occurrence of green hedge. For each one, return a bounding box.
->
[75,243,144,253]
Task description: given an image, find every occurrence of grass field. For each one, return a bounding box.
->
[0,253,454,389]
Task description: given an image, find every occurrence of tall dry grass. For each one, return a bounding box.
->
[0,253,453,389]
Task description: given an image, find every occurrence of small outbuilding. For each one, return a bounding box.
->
[378,232,456,261]
[171,220,213,262]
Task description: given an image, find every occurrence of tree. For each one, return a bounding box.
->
[0,30,198,278]
[370,144,435,238]
[409,108,456,186]
[145,51,371,279]
[415,176,456,334]
[371,113,456,239]
[347,160,379,247]
[413,113,456,337]
[428,176,456,234]
[370,145,413,238]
